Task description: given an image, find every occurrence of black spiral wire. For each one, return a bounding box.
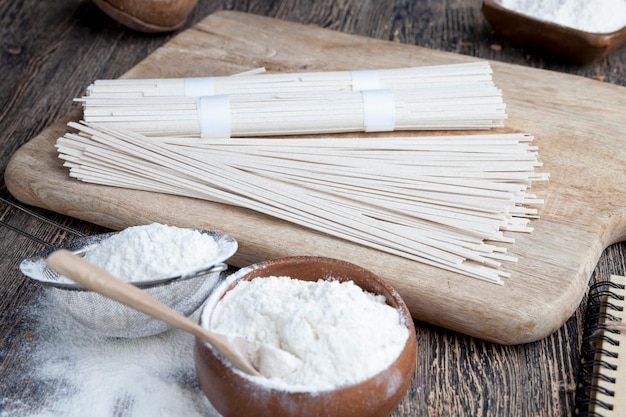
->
[575,279,624,416]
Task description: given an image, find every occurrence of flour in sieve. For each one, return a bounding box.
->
[83,223,220,282]
[497,0,626,33]
[208,276,409,391]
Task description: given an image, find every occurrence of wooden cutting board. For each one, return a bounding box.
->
[6,11,626,345]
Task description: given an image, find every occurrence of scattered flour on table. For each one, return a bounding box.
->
[208,276,409,391]
[1,293,221,417]
[497,0,626,33]
[83,223,220,282]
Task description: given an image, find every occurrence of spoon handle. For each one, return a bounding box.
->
[46,249,259,376]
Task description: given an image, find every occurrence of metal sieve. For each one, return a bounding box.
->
[19,228,238,338]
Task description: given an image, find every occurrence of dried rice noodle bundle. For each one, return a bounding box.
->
[56,122,548,284]
[76,61,507,138]
[83,62,497,98]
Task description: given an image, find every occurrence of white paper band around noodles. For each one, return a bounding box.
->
[184,77,215,96]
[350,70,381,91]
[198,95,231,138]
[361,89,395,132]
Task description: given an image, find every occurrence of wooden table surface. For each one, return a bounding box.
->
[1,1,625,416]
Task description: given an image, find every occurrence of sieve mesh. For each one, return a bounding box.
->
[47,270,221,337]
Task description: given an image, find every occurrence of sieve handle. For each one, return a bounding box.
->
[46,249,260,376]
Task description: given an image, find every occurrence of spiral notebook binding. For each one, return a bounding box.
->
[575,275,625,417]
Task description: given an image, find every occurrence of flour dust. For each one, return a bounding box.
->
[1,292,221,417]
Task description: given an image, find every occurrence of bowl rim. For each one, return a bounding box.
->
[482,0,626,64]
[482,0,626,37]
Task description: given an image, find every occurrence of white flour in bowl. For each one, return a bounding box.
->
[208,276,409,391]
[83,223,220,282]
[497,0,626,33]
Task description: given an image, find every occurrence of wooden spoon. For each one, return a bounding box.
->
[46,249,260,376]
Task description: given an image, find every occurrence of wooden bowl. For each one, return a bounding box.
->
[482,0,626,65]
[194,256,417,417]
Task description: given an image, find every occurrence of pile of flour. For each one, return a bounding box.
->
[83,223,220,282]
[209,276,409,391]
[1,294,220,417]
[497,0,626,33]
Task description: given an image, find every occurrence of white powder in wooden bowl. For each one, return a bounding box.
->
[497,0,626,33]
[83,223,220,282]
[208,276,409,391]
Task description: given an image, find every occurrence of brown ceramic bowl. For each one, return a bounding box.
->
[93,0,198,33]
[482,0,626,65]
[194,256,417,417]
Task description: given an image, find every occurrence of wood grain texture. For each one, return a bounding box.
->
[6,10,626,346]
[1,1,625,416]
